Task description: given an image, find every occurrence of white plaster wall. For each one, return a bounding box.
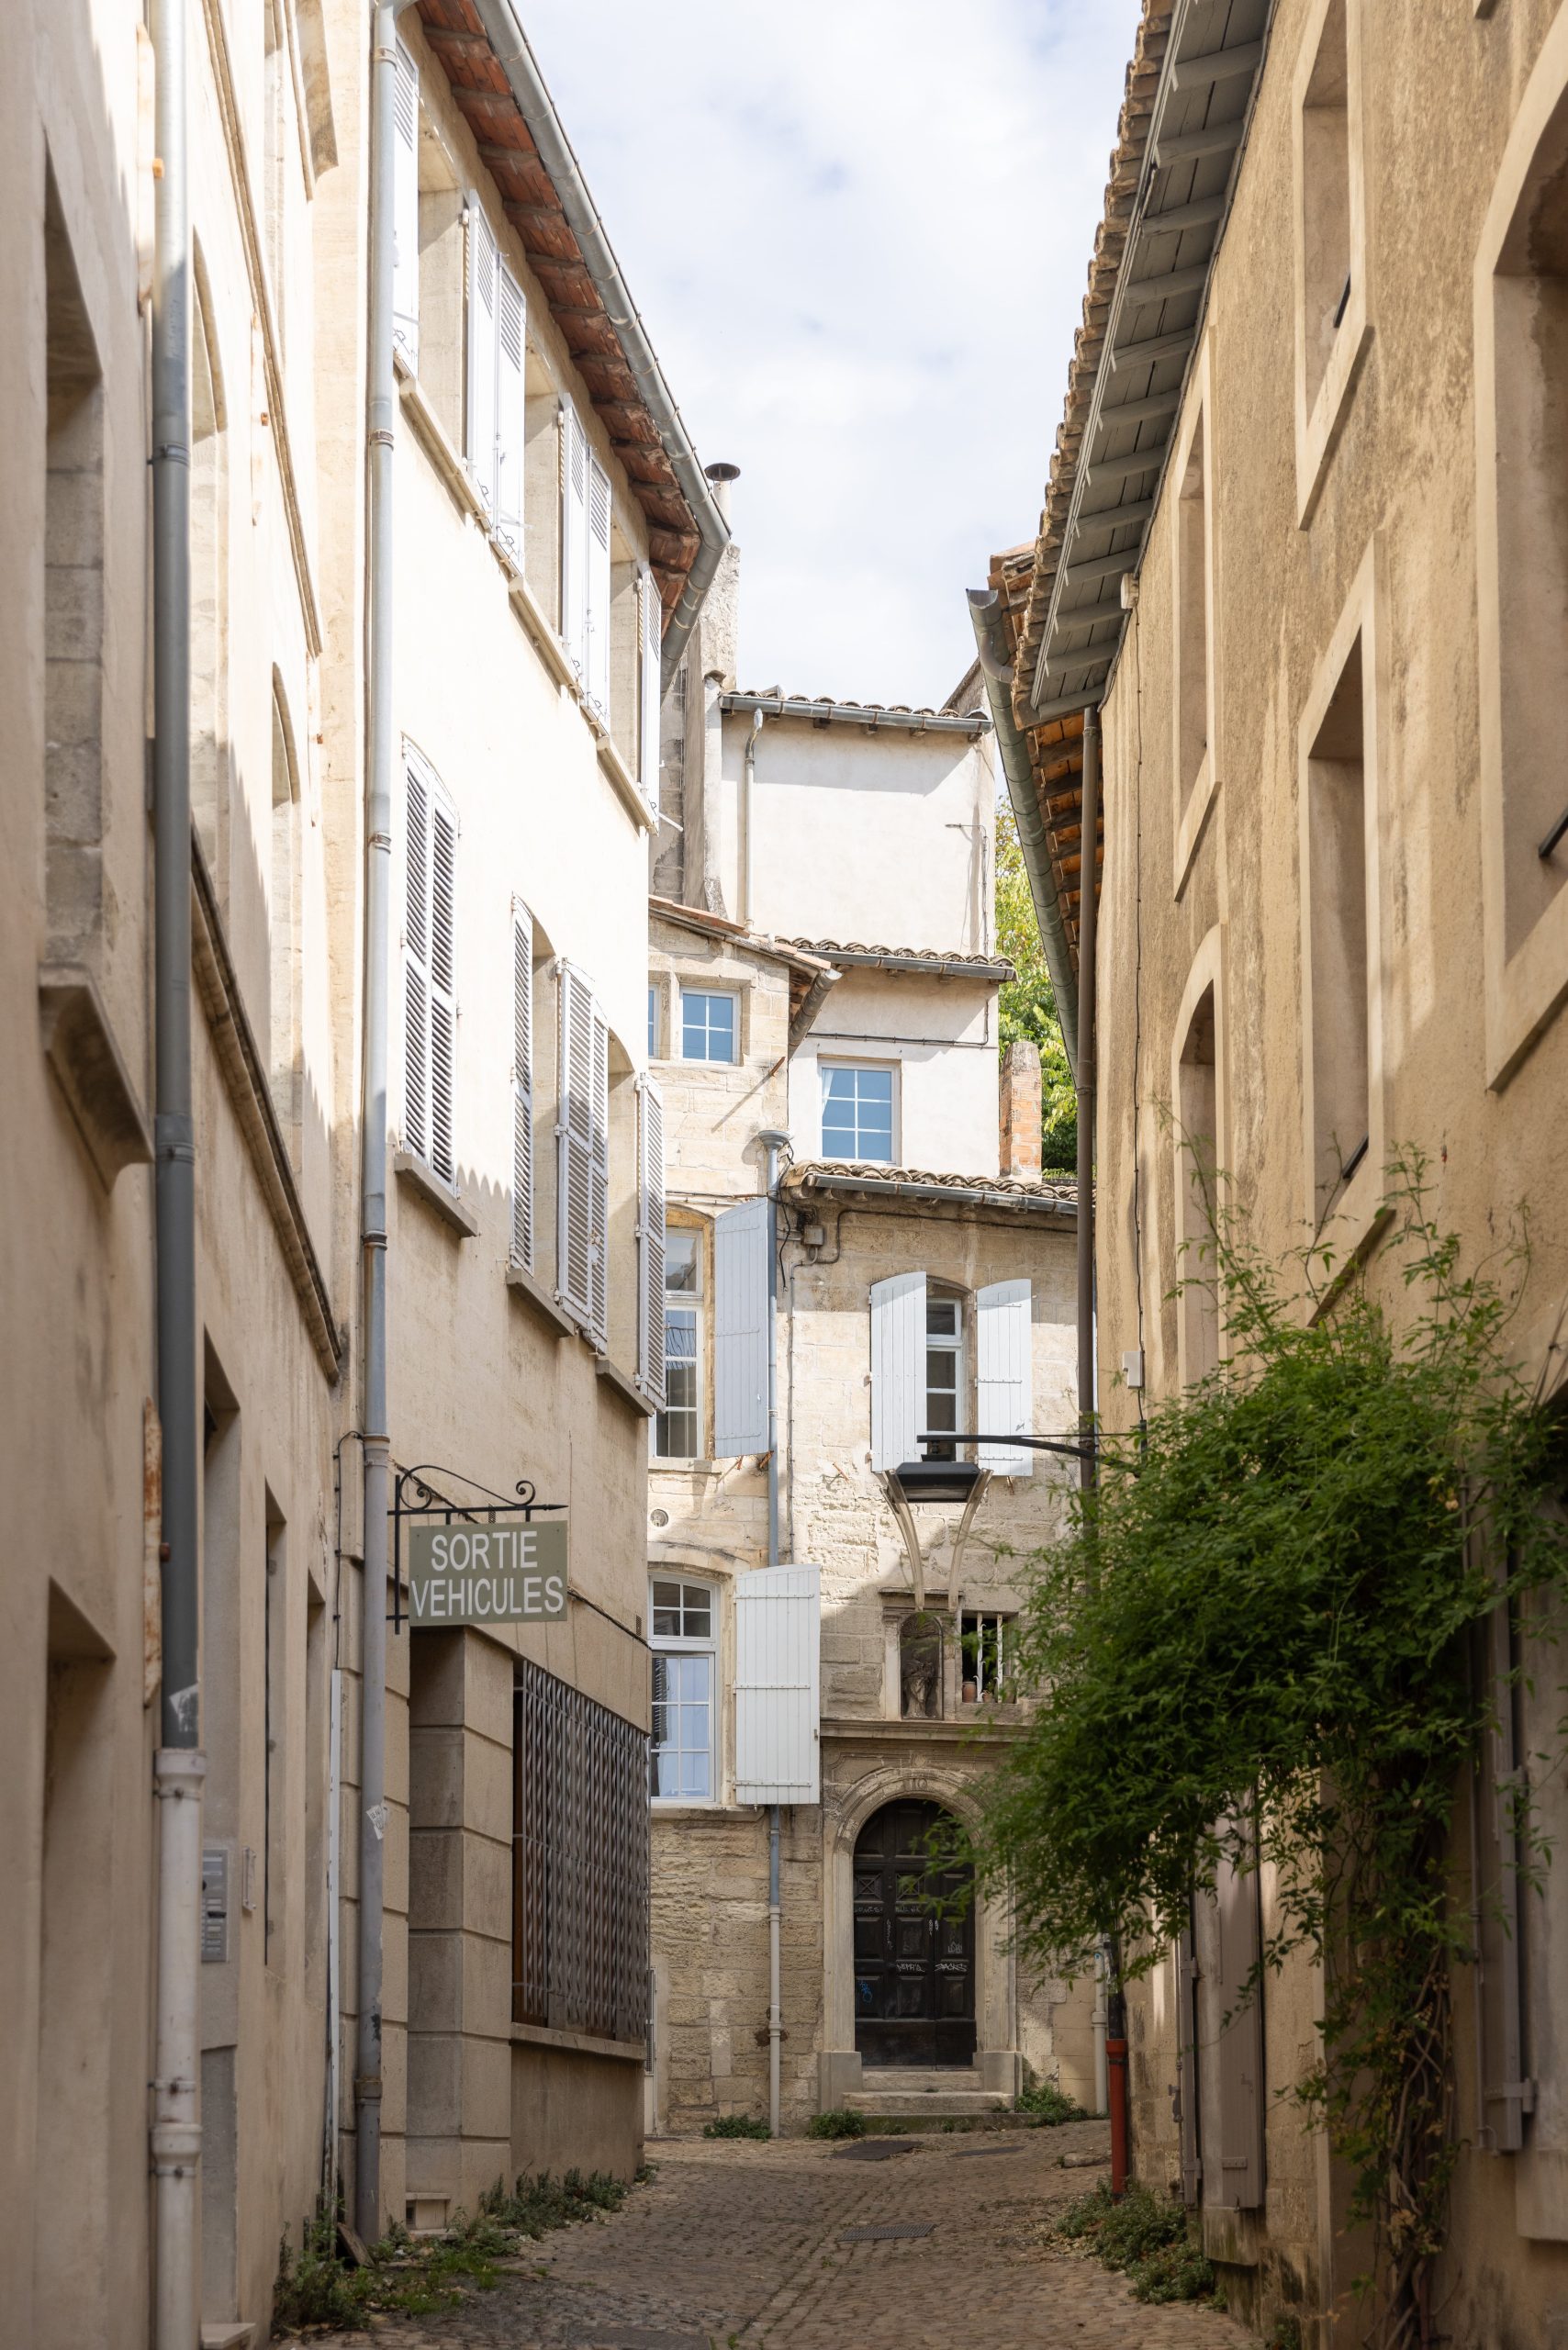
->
[789,968,1000,1175]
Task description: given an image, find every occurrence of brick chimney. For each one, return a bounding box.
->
[999,1041,1043,1181]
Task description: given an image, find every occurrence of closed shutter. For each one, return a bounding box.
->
[712,1197,770,1457]
[1206,1820,1265,2210]
[869,1271,924,1472]
[639,571,663,809]
[635,1074,666,1405]
[560,400,588,676]
[554,960,595,1327]
[1474,1571,1528,2152]
[402,756,431,1159]
[493,262,526,563]
[466,196,498,514]
[392,39,420,365]
[510,902,534,1270]
[585,451,611,719]
[588,1002,610,1351]
[429,796,457,1185]
[976,1279,1034,1472]
[1175,1919,1202,2206]
[734,1565,821,1805]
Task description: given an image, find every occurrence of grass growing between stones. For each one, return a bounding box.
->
[703,2113,773,2140]
[806,2107,866,2140]
[1052,2182,1220,2307]
[1014,2082,1087,2125]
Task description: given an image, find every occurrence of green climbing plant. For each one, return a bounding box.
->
[958,1155,1568,2348]
[995,799,1077,1171]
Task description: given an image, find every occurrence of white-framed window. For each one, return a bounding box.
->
[924,1292,965,1460]
[647,980,660,1061]
[391,37,420,364]
[680,987,737,1064]
[560,398,611,713]
[654,1230,701,1459]
[510,901,534,1270]
[554,959,609,1344]
[401,748,457,1186]
[465,196,525,560]
[640,570,663,810]
[821,1059,895,1163]
[650,1576,716,1802]
[959,1610,1015,1703]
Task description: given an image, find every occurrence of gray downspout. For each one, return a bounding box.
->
[760,1131,787,2135]
[150,0,207,2335]
[967,588,1079,1080]
[358,0,417,2243]
[466,0,728,686]
[1076,707,1099,1503]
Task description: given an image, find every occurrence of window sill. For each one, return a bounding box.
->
[651,1458,722,1474]
[596,733,655,835]
[397,358,488,532]
[595,1356,656,1418]
[506,564,577,692]
[651,1799,721,1817]
[506,1259,578,1339]
[38,964,153,1189]
[393,1149,479,1238]
[510,2020,645,2064]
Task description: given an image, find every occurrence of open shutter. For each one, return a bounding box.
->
[428,796,457,1185]
[1474,1572,1528,2152]
[554,961,595,1326]
[560,401,588,676]
[734,1565,821,1805]
[1175,1918,1202,2206]
[712,1197,770,1457]
[1206,1821,1265,2210]
[493,263,526,563]
[465,196,498,514]
[635,1075,666,1404]
[639,572,663,809]
[869,1271,924,1472]
[976,1279,1034,1472]
[392,39,420,364]
[585,451,611,718]
[402,758,431,1160]
[588,1002,610,1351]
[510,902,534,1270]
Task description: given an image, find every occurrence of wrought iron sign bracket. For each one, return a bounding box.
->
[389,1462,566,1634]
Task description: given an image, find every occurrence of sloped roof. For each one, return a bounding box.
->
[786,939,1014,983]
[784,1161,1079,1221]
[721,691,991,738]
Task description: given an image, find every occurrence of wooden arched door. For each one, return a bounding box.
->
[852,1799,976,2068]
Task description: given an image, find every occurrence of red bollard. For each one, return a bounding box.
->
[1107,2034,1129,2199]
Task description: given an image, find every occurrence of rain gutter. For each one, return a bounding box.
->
[720,692,990,738]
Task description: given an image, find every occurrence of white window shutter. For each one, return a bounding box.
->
[510,902,534,1270]
[392,39,420,365]
[585,452,611,719]
[639,571,663,809]
[588,1002,610,1351]
[712,1197,771,1457]
[465,196,498,514]
[635,1074,666,1405]
[734,1565,821,1805]
[976,1279,1034,1472]
[554,960,595,1327]
[493,262,526,563]
[1207,1827,1265,2210]
[402,758,431,1160]
[428,797,457,1184]
[869,1271,924,1472]
[560,401,588,675]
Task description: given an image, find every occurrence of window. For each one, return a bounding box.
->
[650,1579,715,1801]
[959,1611,1014,1703]
[821,1062,894,1163]
[1300,0,1350,417]
[655,1231,701,1459]
[634,1074,666,1408]
[402,751,457,1185]
[1303,634,1369,1225]
[1173,387,1211,853]
[264,1503,286,1964]
[1175,974,1220,1385]
[555,959,608,1341]
[647,981,659,1060]
[42,164,106,963]
[392,37,419,364]
[270,687,302,1170]
[465,199,525,560]
[560,399,611,712]
[640,571,663,809]
[510,901,534,1270]
[924,1294,964,1461]
[680,988,737,1064]
[899,1612,943,1720]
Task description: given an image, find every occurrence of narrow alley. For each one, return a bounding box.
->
[297,2123,1251,2350]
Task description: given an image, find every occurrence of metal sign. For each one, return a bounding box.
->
[406,1516,568,1625]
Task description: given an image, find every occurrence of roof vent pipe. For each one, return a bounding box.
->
[705,461,740,524]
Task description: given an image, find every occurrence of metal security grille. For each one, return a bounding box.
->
[511,1658,649,2043]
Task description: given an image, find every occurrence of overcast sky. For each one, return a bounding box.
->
[523,0,1145,710]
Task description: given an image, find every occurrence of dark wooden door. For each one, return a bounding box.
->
[853,1800,975,2068]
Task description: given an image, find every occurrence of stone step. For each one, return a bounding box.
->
[848,2080,1008,2119]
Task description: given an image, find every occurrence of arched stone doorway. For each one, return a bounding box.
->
[853,1799,975,2068]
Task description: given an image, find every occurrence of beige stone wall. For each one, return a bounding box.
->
[1089,0,1568,2334]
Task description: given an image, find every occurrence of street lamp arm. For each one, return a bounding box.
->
[918,1433,1140,1473]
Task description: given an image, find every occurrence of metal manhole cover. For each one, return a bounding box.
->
[833,2137,916,2161]
[840,2222,935,2243]
[565,2330,710,2348]
[954,2141,1025,2156]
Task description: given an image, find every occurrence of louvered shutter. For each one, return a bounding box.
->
[639,571,663,809]
[869,1271,924,1472]
[466,197,498,514]
[635,1075,666,1404]
[712,1197,770,1457]
[402,758,431,1160]
[554,961,595,1326]
[976,1279,1034,1472]
[734,1565,821,1805]
[584,452,611,719]
[510,903,534,1270]
[428,797,457,1184]
[1474,1571,1528,2152]
[588,1002,610,1351]
[560,401,588,675]
[392,39,420,364]
[494,262,525,563]
[1206,1822,1265,2210]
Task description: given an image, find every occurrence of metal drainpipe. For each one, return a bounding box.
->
[149,0,207,2334]
[762,1131,786,2134]
[358,0,418,2242]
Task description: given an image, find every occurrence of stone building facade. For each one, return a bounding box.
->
[990,2,1568,2341]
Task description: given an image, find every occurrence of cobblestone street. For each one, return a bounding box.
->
[298,2123,1254,2350]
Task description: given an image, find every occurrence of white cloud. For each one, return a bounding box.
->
[522,0,1144,705]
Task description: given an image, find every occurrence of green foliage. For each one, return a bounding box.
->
[1055,2181,1219,2304]
[1265,2318,1305,2350]
[703,2113,773,2140]
[995,800,1077,1171]
[807,2107,866,2139]
[962,1157,1568,2347]
[1014,2081,1086,2124]
[272,2205,375,2330]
